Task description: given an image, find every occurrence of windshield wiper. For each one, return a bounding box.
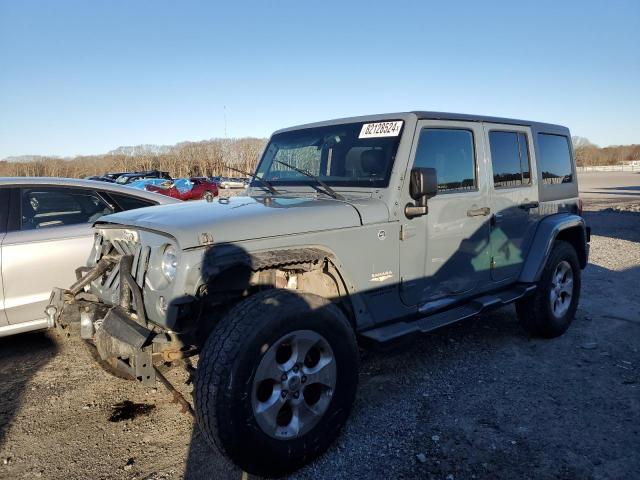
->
[224,165,280,195]
[274,160,344,200]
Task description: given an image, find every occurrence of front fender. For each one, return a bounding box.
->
[519,213,589,283]
[182,243,373,330]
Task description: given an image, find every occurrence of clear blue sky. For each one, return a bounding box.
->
[1,0,638,159]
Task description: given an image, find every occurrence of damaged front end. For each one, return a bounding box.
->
[46,233,197,396]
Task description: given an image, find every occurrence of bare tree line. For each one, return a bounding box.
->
[0,138,267,179]
[573,143,640,167]
[1,136,639,178]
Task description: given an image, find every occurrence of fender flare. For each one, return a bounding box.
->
[519,213,589,283]
[194,245,370,329]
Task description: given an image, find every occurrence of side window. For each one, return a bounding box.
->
[413,128,476,192]
[489,131,531,188]
[108,192,156,211]
[20,187,114,231]
[537,134,573,185]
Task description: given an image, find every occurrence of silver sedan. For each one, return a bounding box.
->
[0,177,180,337]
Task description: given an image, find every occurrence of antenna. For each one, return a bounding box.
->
[223,105,227,138]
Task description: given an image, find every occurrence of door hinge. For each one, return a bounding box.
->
[400,224,417,241]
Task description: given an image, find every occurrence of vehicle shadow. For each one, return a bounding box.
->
[184,428,239,479]
[582,190,640,196]
[0,331,59,448]
[583,209,640,243]
[594,186,640,192]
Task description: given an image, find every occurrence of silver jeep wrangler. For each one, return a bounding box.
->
[48,112,590,476]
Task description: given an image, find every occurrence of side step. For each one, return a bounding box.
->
[359,284,536,346]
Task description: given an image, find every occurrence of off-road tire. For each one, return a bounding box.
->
[516,240,581,338]
[194,289,358,477]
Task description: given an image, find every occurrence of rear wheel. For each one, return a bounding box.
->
[516,240,581,337]
[203,191,214,202]
[194,289,358,477]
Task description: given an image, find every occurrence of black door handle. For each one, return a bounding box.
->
[519,201,539,210]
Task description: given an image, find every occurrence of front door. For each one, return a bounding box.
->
[399,120,492,308]
[483,124,539,281]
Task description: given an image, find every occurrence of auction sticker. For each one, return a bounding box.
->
[359,121,403,138]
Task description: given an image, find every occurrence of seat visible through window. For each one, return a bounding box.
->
[20,187,114,230]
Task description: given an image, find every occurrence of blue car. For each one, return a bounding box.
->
[126,178,170,190]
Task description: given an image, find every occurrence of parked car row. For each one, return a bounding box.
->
[88,171,249,189]
[86,170,247,198]
[216,176,249,188]
[85,170,171,184]
[144,177,218,201]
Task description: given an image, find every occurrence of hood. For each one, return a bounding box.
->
[96,195,389,249]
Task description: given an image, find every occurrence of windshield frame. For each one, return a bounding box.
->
[252,120,404,191]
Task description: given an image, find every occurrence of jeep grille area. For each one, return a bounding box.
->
[93,232,151,309]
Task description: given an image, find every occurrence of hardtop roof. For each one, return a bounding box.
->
[274,111,569,136]
[411,111,568,132]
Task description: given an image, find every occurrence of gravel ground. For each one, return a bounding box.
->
[1,190,639,480]
[578,171,640,210]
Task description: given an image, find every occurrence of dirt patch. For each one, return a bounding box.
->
[109,401,156,422]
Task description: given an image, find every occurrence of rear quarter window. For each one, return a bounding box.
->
[537,134,573,185]
[108,192,157,210]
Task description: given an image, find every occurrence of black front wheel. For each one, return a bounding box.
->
[194,289,358,477]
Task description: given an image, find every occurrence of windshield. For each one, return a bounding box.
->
[254,120,404,189]
[174,179,193,192]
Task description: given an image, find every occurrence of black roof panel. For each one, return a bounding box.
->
[411,111,569,134]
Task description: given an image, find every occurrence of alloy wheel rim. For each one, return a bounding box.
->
[251,329,336,440]
[550,260,573,318]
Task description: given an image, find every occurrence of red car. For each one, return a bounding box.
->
[145,177,218,201]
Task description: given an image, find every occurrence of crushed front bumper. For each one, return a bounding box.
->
[47,255,159,385]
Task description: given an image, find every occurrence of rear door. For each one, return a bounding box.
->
[483,124,539,281]
[0,188,9,327]
[2,186,114,325]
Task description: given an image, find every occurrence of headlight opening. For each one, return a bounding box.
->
[161,244,178,282]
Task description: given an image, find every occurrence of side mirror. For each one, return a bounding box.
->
[410,167,438,200]
[405,167,437,218]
